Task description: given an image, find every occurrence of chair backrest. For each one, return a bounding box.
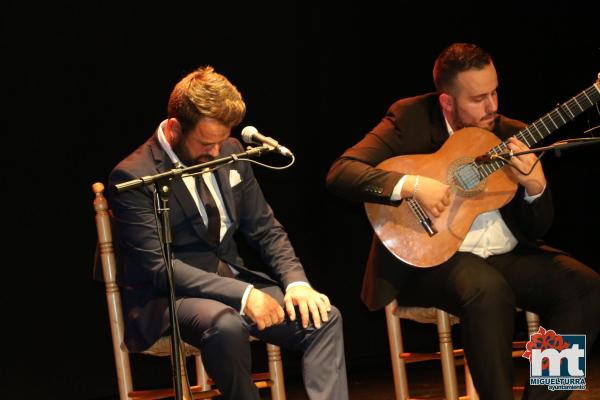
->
[94,182,210,397]
[93,182,134,399]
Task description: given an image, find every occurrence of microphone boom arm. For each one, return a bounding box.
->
[114,144,273,193]
[479,137,600,164]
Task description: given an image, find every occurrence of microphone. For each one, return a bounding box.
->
[475,151,516,164]
[241,126,293,157]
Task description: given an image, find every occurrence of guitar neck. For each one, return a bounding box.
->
[481,81,600,175]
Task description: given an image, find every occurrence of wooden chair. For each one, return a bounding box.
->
[93,182,286,400]
[385,301,540,400]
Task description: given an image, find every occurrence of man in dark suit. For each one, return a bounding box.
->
[326,43,600,399]
[109,66,348,400]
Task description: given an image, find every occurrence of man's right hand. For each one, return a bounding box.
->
[403,175,451,217]
[243,288,285,330]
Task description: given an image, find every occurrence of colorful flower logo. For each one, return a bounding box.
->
[522,326,570,370]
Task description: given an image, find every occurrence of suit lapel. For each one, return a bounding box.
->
[170,177,209,240]
[215,163,238,223]
[427,95,449,148]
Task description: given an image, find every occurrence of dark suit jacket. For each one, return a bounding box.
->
[109,131,308,352]
[326,93,554,311]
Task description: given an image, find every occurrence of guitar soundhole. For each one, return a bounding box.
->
[447,157,485,196]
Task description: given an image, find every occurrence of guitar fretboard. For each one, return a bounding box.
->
[478,82,600,177]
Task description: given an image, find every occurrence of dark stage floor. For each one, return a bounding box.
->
[90,348,599,399]
[273,354,600,400]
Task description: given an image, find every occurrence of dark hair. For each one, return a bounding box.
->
[167,66,246,134]
[433,43,493,93]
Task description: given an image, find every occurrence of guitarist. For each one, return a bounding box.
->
[326,43,600,399]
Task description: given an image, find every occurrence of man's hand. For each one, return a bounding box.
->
[506,137,546,196]
[284,286,332,329]
[403,175,452,217]
[244,288,285,330]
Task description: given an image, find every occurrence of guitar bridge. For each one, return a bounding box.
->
[407,198,437,237]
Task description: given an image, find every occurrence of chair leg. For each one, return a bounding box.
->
[104,280,134,400]
[437,309,459,400]
[113,342,133,400]
[464,359,479,400]
[267,343,286,400]
[385,301,410,400]
[525,311,540,335]
[194,354,211,391]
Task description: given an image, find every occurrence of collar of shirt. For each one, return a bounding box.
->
[444,115,455,136]
[157,120,184,167]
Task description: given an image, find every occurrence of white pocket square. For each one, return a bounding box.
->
[229,169,242,187]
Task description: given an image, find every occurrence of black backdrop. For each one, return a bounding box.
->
[2,2,599,398]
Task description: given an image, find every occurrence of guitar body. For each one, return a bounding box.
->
[365,127,518,268]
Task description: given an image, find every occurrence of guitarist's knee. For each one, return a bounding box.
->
[457,271,516,315]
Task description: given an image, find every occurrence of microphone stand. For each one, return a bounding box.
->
[114,144,272,400]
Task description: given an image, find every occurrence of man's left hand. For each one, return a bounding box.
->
[284,286,332,329]
[506,137,546,196]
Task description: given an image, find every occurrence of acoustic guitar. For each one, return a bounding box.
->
[365,74,600,268]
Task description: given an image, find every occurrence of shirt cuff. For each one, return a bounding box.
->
[523,184,546,203]
[239,284,254,316]
[391,175,408,201]
[285,281,311,292]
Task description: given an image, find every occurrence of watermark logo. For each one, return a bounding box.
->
[522,326,586,391]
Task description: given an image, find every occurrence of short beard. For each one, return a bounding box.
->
[452,109,496,131]
[171,139,193,165]
[173,142,216,166]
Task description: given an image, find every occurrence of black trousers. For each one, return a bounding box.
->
[396,248,600,400]
[172,283,348,400]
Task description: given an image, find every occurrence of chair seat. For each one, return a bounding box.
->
[139,337,200,357]
[392,305,460,325]
[139,335,262,357]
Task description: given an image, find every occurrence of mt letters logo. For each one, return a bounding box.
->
[522,326,586,391]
